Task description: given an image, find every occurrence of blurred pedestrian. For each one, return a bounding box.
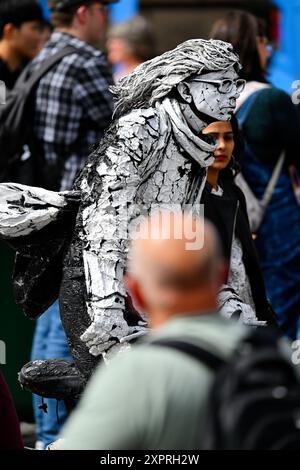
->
[107,14,157,81]
[0,0,44,89]
[30,0,115,191]
[211,10,300,339]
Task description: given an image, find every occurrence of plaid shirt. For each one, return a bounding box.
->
[30,32,114,191]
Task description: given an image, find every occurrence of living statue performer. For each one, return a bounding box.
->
[0,39,246,398]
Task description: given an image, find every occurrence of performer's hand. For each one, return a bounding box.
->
[80,308,130,356]
[81,308,149,357]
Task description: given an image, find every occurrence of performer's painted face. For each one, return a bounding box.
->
[184,67,245,121]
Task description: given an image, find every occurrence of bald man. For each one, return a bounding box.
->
[60,212,245,450]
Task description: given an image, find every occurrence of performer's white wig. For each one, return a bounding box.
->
[112,39,241,118]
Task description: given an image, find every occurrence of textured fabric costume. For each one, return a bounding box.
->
[0,39,243,386]
[60,39,243,377]
[61,102,217,374]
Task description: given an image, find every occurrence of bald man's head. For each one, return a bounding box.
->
[125,211,225,328]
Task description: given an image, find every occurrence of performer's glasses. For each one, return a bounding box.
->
[193,78,246,94]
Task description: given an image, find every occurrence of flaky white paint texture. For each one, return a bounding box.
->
[0,183,70,238]
[0,39,245,360]
[79,71,241,356]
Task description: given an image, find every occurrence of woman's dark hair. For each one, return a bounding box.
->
[220,114,244,181]
[0,0,44,39]
[210,9,267,82]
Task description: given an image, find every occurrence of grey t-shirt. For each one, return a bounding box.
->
[61,314,244,450]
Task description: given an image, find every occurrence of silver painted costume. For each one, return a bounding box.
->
[78,99,216,358]
[0,39,244,379]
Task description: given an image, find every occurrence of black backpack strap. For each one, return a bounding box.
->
[152,339,225,371]
[18,46,78,91]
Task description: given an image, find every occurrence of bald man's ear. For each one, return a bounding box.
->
[124,274,147,312]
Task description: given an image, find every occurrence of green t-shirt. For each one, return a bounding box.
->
[61,314,244,450]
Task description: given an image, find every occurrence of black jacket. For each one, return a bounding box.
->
[0,58,27,90]
[201,179,276,325]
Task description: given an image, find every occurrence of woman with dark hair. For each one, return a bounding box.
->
[202,117,277,326]
[210,10,300,339]
[210,11,268,83]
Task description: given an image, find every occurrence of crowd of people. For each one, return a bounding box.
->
[0,0,300,451]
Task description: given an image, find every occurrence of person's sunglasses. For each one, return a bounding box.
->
[192,78,246,94]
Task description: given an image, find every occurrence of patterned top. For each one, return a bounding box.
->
[30,32,114,191]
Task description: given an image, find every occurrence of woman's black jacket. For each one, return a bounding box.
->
[201,179,277,325]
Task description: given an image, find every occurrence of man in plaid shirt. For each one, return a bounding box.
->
[29,0,117,191]
[29,0,119,449]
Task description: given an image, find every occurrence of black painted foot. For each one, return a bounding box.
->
[19,359,86,400]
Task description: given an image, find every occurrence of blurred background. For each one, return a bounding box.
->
[109,0,299,94]
[1,0,299,426]
[39,0,300,93]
